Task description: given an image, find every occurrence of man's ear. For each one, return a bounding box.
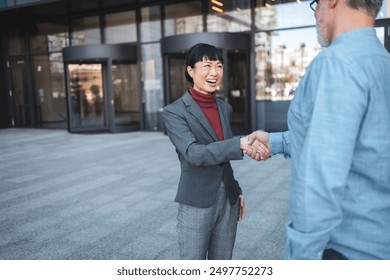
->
[328,0,338,8]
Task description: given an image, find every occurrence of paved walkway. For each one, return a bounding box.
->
[0,128,290,260]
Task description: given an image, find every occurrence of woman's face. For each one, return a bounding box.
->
[187,57,223,95]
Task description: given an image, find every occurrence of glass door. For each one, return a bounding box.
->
[167,54,187,103]
[112,63,140,130]
[227,51,250,134]
[67,63,105,131]
[10,60,31,127]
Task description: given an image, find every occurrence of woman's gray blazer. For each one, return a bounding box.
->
[163,91,244,208]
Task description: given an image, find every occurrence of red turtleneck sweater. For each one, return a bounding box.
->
[189,87,224,141]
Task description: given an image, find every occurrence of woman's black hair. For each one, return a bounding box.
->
[185,43,223,85]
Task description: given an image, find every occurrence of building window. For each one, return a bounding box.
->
[207,0,251,32]
[29,22,69,54]
[255,1,315,30]
[255,27,321,100]
[141,43,163,130]
[164,1,203,36]
[7,28,26,56]
[105,10,137,44]
[254,1,320,101]
[71,16,101,45]
[140,5,161,42]
[32,53,67,128]
[376,26,385,45]
[112,63,140,127]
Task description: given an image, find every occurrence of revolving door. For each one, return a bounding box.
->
[63,44,140,133]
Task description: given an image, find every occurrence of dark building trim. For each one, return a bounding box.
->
[63,44,137,63]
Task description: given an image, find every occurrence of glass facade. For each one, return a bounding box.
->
[207,0,251,32]
[140,5,161,43]
[30,22,69,54]
[7,28,26,56]
[29,21,69,128]
[0,0,389,132]
[255,1,319,101]
[164,1,203,36]
[32,53,67,128]
[141,43,163,131]
[10,60,31,127]
[112,63,140,128]
[255,26,322,101]
[256,1,315,30]
[105,11,137,44]
[71,16,101,45]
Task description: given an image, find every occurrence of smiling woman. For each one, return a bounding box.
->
[162,43,270,260]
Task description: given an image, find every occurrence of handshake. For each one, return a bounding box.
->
[240,130,271,161]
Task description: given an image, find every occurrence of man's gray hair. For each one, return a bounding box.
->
[347,0,383,17]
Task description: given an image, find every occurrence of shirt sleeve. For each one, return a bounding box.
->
[270,131,291,158]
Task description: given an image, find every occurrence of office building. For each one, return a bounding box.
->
[1,0,389,133]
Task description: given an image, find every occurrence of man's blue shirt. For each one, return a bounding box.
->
[270,28,390,259]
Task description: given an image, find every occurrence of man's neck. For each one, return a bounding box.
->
[332,5,375,42]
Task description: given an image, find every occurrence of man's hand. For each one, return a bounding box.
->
[240,131,271,161]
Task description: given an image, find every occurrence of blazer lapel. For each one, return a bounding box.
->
[182,91,218,141]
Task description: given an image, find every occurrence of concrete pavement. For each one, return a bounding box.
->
[0,128,290,260]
